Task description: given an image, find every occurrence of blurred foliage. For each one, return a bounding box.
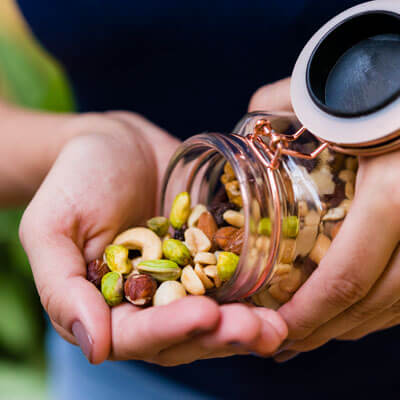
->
[0,13,76,398]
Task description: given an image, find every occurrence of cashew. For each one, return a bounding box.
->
[184,227,211,256]
[188,204,208,227]
[309,233,331,264]
[279,267,303,293]
[181,265,206,295]
[310,166,335,196]
[113,227,162,261]
[194,252,217,265]
[223,210,245,228]
[322,207,345,221]
[194,263,214,289]
[295,224,319,258]
[252,288,280,310]
[153,281,187,306]
[278,239,296,264]
[268,283,291,304]
[345,181,354,200]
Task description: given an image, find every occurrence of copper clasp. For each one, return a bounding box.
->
[246,119,329,170]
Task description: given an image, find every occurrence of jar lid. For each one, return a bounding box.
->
[291,0,400,153]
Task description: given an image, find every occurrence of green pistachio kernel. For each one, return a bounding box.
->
[101,272,123,306]
[104,244,132,274]
[138,259,181,281]
[258,218,272,236]
[147,216,170,237]
[169,192,191,229]
[217,251,239,282]
[282,216,299,238]
[162,239,192,266]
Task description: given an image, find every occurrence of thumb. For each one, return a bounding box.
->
[248,77,292,112]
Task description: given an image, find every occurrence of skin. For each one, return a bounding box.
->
[250,77,400,362]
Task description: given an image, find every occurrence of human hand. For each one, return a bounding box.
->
[20,111,287,365]
[250,78,400,362]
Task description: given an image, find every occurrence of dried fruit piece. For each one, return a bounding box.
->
[147,216,170,237]
[104,245,132,274]
[101,272,124,306]
[208,202,238,227]
[194,264,214,289]
[181,265,206,295]
[87,259,110,287]
[170,192,191,229]
[217,251,239,281]
[113,227,162,261]
[188,204,207,227]
[214,226,238,250]
[162,239,192,266]
[197,211,218,243]
[184,227,211,255]
[173,227,185,241]
[137,259,181,281]
[153,281,187,306]
[124,274,157,306]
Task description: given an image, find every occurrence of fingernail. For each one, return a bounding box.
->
[72,321,93,363]
[272,339,296,356]
[273,350,300,363]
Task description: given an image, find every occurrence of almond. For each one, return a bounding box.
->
[213,226,238,250]
[197,211,218,243]
[226,227,244,255]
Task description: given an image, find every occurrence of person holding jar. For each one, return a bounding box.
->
[3,0,400,398]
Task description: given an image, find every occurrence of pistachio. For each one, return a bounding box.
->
[257,217,272,236]
[124,274,157,306]
[113,227,162,261]
[104,245,132,274]
[223,210,244,228]
[282,216,299,238]
[197,211,218,243]
[87,259,110,287]
[214,226,238,250]
[194,252,217,265]
[137,259,181,281]
[181,265,206,295]
[153,281,187,306]
[147,216,170,237]
[184,227,211,255]
[194,263,214,289]
[217,251,239,281]
[309,233,331,264]
[162,239,192,266]
[188,204,208,227]
[203,265,222,288]
[170,192,191,229]
[101,272,124,306]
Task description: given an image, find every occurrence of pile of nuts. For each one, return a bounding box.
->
[86,148,357,310]
[87,191,244,307]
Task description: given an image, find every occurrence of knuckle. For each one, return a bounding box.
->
[323,274,368,309]
[346,303,381,323]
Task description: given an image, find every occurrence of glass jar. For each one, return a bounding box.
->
[161,112,357,309]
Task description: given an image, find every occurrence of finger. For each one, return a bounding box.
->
[336,302,400,341]
[155,305,287,365]
[248,78,292,112]
[109,296,220,361]
[284,247,400,351]
[279,192,399,341]
[20,224,111,364]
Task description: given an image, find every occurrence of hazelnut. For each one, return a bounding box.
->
[213,226,238,250]
[124,274,157,306]
[87,259,110,287]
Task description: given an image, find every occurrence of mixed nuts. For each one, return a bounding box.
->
[86,147,357,310]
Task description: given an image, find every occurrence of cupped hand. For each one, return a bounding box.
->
[19,111,287,365]
[250,78,400,361]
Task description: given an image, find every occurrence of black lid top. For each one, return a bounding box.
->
[307,11,400,118]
